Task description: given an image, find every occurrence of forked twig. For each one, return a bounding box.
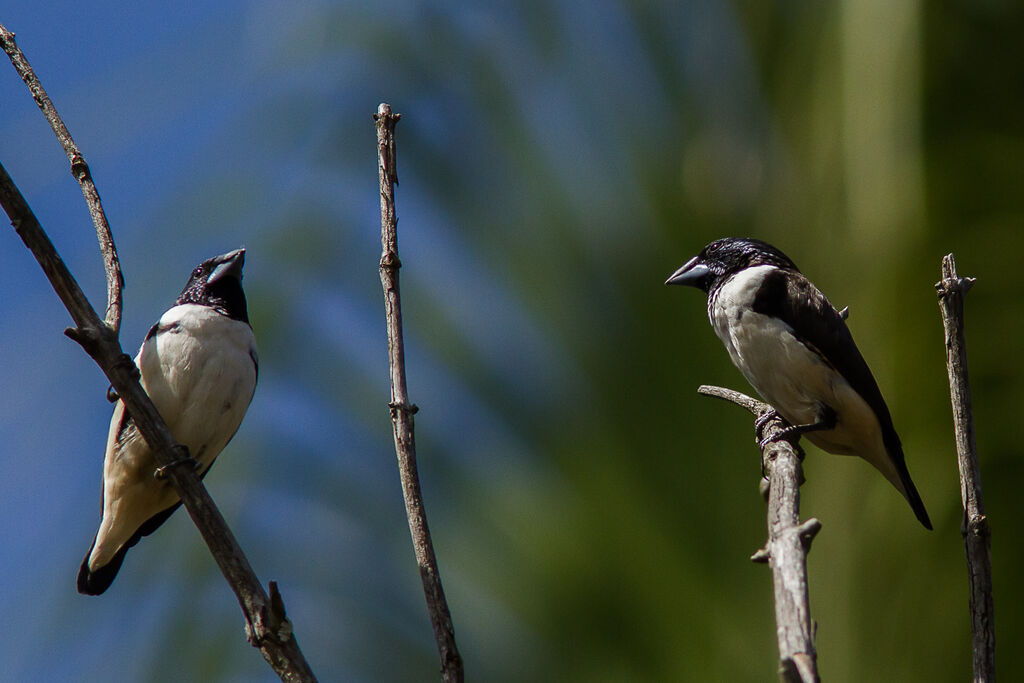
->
[1,27,316,682]
[0,23,123,333]
[699,385,820,683]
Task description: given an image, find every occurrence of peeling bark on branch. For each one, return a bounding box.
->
[699,385,820,683]
[936,254,995,683]
[375,103,464,683]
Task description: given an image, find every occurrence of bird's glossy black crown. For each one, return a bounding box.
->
[175,248,249,324]
[667,237,799,293]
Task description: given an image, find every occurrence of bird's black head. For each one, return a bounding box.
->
[665,237,799,293]
[175,248,250,324]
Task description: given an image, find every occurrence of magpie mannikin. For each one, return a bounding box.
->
[666,238,931,529]
[77,248,259,595]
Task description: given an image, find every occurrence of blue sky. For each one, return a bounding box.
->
[1,3,425,680]
[1,2,610,679]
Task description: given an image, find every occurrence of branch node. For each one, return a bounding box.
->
[380,250,402,270]
[751,547,771,564]
[267,581,295,642]
[778,657,799,683]
[269,580,287,619]
[70,153,90,180]
[64,326,87,345]
[796,518,822,550]
[965,513,990,539]
[64,323,114,356]
[389,400,419,416]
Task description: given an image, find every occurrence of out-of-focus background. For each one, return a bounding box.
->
[0,2,1020,681]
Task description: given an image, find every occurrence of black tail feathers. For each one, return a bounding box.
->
[901,476,933,531]
[77,544,130,596]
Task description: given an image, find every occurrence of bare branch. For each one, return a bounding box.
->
[0,23,123,333]
[698,384,770,416]
[936,254,995,682]
[0,159,316,683]
[700,386,820,683]
[375,102,464,683]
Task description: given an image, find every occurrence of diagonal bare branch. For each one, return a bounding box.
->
[0,159,317,683]
[0,30,319,677]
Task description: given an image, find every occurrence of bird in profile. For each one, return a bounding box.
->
[666,237,931,529]
[78,248,259,595]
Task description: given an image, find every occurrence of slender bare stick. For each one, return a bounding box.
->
[936,254,994,682]
[375,103,464,683]
[699,385,820,683]
[0,24,123,334]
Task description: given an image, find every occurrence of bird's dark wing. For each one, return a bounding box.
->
[752,268,931,528]
[752,269,890,427]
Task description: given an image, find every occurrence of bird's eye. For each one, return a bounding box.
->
[193,266,203,277]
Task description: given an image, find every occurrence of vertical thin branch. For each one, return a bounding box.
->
[375,102,464,683]
[699,385,820,683]
[0,23,123,333]
[936,254,995,682]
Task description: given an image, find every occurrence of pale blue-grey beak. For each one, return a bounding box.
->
[208,248,246,284]
[665,256,709,286]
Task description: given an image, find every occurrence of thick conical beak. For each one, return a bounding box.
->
[665,256,709,287]
[208,248,246,284]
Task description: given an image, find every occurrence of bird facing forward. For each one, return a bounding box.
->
[666,238,931,529]
[77,248,259,595]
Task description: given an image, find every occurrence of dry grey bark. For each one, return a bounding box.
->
[936,254,995,682]
[699,385,820,683]
[375,103,464,683]
[0,24,317,683]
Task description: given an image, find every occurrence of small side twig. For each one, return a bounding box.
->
[936,254,994,682]
[699,385,820,683]
[0,23,123,333]
[375,103,463,683]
